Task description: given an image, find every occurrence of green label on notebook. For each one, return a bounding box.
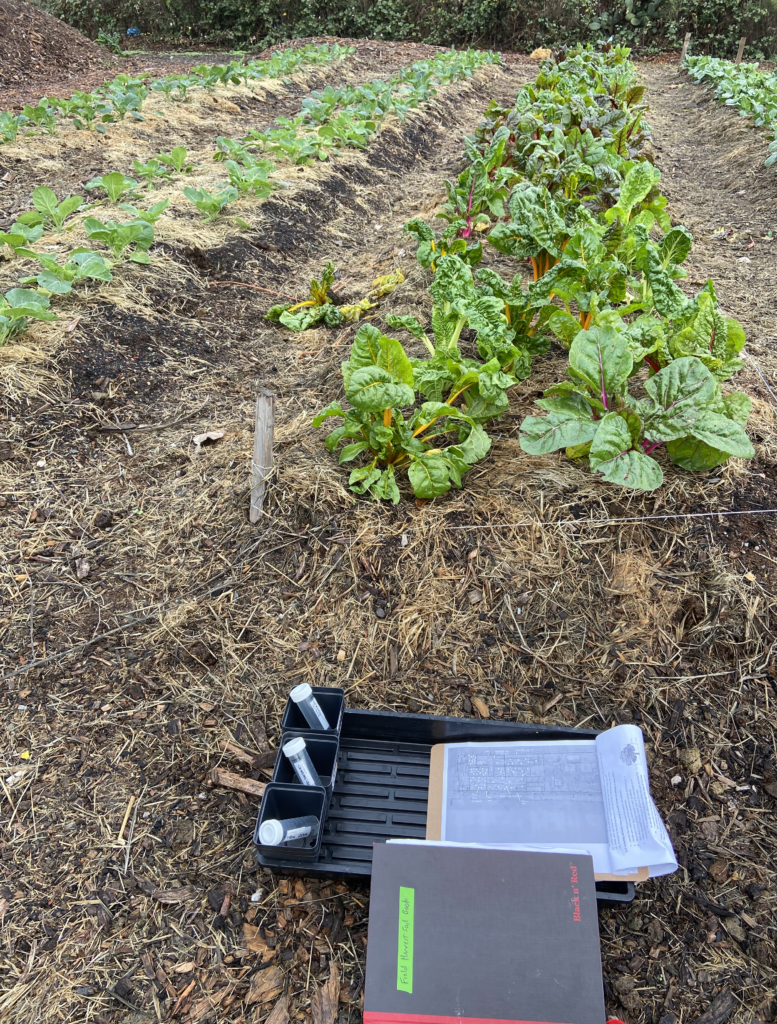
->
[397,886,414,993]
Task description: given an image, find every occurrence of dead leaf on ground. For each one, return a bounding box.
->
[471,696,490,719]
[246,965,283,1006]
[192,430,224,450]
[312,968,340,1024]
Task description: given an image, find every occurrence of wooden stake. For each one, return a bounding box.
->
[736,37,746,63]
[679,32,692,64]
[250,390,275,524]
[210,767,266,798]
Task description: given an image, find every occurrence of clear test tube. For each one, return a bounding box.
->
[258,815,320,846]
[290,684,330,730]
[282,737,322,787]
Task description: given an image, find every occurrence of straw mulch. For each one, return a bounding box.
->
[0,43,775,1024]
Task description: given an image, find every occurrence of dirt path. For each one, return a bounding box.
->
[0,49,776,1024]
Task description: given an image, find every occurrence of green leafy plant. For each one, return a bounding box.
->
[156,147,195,173]
[21,101,57,135]
[519,324,754,489]
[267,263,405,331]
[182,186,238,222]
[313,324,492,502]
[82,217,154,262]
[132,158,173,188]
[0,112,28,142]
[96,29,127,56]
[118,199,169,224]
[0,288,57,345]
[0,217,45,254]
[19,249,113,295]
[221,159,278,197]
[29,187,84,231]
[85,172,140,203]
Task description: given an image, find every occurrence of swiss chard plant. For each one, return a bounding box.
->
[313,324,492,502]
[267,262,405,331]
[519,324,754,489]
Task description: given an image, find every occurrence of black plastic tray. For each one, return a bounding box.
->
[255,709,636,907]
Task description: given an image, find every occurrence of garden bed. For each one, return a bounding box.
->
[0,40,775,1024]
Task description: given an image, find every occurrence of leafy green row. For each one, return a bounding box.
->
[0,43,352,143]
[214,48,499,166]
[684,55,777,169]
[312,43,755,501]
[1,50,498,357]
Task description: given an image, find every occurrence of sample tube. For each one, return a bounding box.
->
[259,814,320,847]
[290,683,330,730]
[282,736,322,787]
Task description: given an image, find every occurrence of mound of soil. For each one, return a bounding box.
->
[0,0,115,88]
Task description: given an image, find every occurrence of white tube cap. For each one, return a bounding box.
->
[259,819,284,846]
[290,683,313,703]
[283,736,307,758]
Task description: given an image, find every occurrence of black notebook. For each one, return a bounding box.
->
[365,843,606,1024]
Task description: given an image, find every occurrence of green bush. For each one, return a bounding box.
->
[32,0,777,56]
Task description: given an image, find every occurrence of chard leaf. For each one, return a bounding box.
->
[312,401,346,428]
[643,357,717,440]
[688,411,754,458]
[457,422,491,463]
[659,225,693,267]
[589,413,663,491]
[338,441,370,463]
[519,395,597,455]
[370,466,401,504]
[408,452,454,499]
[722,391,752,426]
[666,435,729,472]
[568,325,632,405]
[345,365,414,413]
[385,313,433,353]
[348,324,414,386]
[349,465,382,494]
[618,162,660,217]
[644,246,689,318]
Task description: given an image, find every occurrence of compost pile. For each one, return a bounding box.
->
[0,0,113,88]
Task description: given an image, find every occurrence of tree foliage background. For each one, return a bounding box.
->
[35,0,777,58]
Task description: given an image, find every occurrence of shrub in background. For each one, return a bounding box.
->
[32,0,777,57]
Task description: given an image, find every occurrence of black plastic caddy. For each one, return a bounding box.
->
[274,733,340,798]
[281,685,345,735]
[254,783,328,860]
[256,709,636,908]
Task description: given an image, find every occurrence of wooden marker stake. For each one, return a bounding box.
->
[679,32,692,65]
[250,390,275,524]
[736,37,746,63]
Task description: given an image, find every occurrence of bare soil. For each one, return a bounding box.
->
[0,41,775,1024]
